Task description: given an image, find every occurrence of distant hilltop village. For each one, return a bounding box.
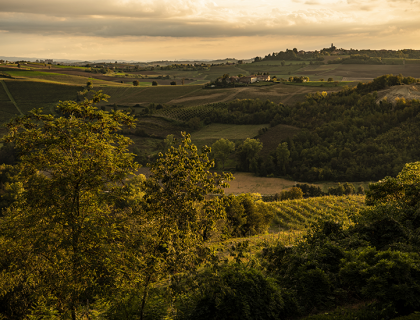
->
[2,44,420,67]
[255,44,420,63]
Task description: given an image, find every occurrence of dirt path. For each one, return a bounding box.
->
[1,80,23,115]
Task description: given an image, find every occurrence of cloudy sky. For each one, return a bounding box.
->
[1,0,420,61]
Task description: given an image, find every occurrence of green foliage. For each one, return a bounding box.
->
[276,142,290,175]
[152,81,158,86]
[133,80,140,86]
[296,183,324,197]
[328,183,356,196]
[187,116,202,130]
[276,186,304,201]
[0,91,138,318]
[340,247,420,313]
[175,264,297,320]
[224,193,273,237]
[211,138,235,170]
[260,162,420,318]
[236,138,263,172]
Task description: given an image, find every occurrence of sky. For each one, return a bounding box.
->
[1,0,420,61]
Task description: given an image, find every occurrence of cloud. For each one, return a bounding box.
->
[0,0,419,44]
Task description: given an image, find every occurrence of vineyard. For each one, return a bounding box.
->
[268,195,366,231]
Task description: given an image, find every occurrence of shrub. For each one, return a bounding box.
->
[152,81,158,86]
[340,247,420,314]
[276,187,303,200]
[224,193,273,237]
[175,264,297,320]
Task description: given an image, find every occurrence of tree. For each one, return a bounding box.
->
[152,81,158,86]
[276,142,290,175]
[133,80,140,86]
[236,138,263,172]
[187,117,202,130]
[212,138,235,170]
[133,133,233,319]
[163,134,176,152]
[86,80,93,90]
[0,91,138,319]
[170,81,177,85]
[328,77,334,82]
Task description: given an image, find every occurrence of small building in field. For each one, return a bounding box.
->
[239,76,257,84]
[257,75,271,81]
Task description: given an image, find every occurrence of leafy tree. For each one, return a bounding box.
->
[224,193,273,237]
[170,81,177,85]
[236,138,263,172]
[212,138,235,170]
[163,134,176,152]
[0,91,138,319]
[328,77,334,82]
[176,264,296,320]
[130,133,233,319]
[276,142,290,175]
[187,117,202,130]
[133,80,140,86]
[276,187,304,201]
[152,81,158,86]
[86,80,93,90]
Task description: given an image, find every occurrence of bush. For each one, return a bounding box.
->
[187,117,202,130]
[175,264,297,320]
[170,81,177,85]
[152,81,158,86]
[276,187,303,200]
[224,193,273,237]
[340,247,420,314]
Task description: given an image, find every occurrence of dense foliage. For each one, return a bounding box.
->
[0,94,232,319]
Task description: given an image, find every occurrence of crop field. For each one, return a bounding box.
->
[0,82,21,123]
[2,70,97,85]
[5,80,81,114]
[99,85,204,105]
[269,195,365,230]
